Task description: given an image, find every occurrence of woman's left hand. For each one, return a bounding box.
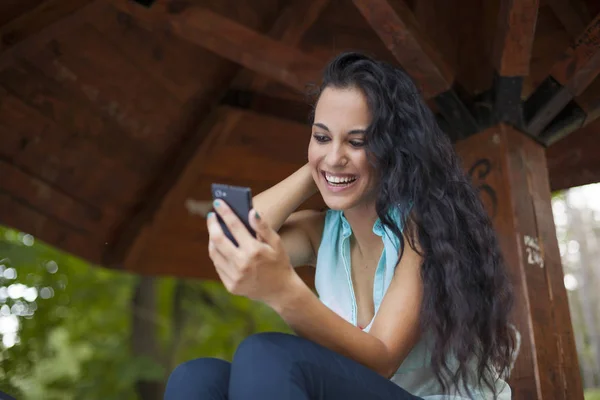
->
[206,199,297,306]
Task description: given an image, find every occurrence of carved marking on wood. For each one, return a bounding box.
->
[467,158,498,219]
[524,234,544,268]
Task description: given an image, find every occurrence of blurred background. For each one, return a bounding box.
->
[0,216,292,399]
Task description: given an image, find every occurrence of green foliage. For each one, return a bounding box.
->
[585,389,600,400]
[0,225,290,399]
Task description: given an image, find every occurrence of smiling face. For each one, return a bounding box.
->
[308,86,378,211]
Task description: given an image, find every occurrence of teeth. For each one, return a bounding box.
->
[325,173,356,184]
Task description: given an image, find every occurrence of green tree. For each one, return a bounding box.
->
[0,225,290,399]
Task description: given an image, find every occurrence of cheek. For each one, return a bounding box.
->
[307,142,319,165]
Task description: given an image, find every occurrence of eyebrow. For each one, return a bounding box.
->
[313,123,366,135]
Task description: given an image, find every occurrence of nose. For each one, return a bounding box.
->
[324,143,348,167]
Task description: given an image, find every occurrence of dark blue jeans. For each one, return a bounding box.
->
[164,332,423,399]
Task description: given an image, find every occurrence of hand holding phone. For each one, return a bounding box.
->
[211,183,256,247]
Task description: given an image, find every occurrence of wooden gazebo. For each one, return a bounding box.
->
[1,0,598,398]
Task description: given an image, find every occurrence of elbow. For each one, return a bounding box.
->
[375,351,400,379]
[379,364,398,380]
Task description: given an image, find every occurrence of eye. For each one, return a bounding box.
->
[349,140,365,148]
[312,134,330,143]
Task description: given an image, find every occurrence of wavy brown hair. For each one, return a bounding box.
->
[312,52,516,398]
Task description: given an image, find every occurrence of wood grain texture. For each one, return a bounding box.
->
[492,0,540,76]
[0,0,101,71]
[111,2,323,94]
[455,124,584,400]
[526,13,600,134]
[352,0,454,97]
[232,0,331,93]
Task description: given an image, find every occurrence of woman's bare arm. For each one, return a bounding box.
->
[269,233,424,377]
[252,164,324,267]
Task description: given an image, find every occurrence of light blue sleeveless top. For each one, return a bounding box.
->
[314,209,512,399]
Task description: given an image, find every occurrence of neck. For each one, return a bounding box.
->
[343,203,381,257]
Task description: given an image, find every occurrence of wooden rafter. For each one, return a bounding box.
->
[352,0,453,98]
[492,0,540,77]
[0,0,102,71]
[490,0,539,127]
[539,78,600,144]
[232,0,330,93]
[525,14,600,136]
[104,107,238,268]
[546,0,592,39]
[111,2,323,93]
[351,0,479,139]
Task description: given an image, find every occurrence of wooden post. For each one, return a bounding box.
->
[454,124,584,400]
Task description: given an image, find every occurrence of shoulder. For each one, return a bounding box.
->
[280,209,327,265]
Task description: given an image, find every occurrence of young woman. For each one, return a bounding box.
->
[164,52,516,399]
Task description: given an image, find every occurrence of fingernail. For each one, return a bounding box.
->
[213,200,221,208]
[254,210,261,220]
[207,211,214,219]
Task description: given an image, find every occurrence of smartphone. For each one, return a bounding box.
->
[211,183,256,246]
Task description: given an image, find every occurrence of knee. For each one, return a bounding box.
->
[233,332,298,368]
[165,358,230,399]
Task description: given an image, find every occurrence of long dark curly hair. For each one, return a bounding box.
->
[311,52,516,397]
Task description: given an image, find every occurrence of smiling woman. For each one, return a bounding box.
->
[164,52,517,400]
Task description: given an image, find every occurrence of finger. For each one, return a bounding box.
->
[213,199,255,248]
[206,211,240,258]
[208,240,236,286]
[248,209,279,248]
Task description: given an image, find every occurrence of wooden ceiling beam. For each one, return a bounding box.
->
[0,0,103,72]
[352,0,479,140]
[493,0,540,77]
[104,107,239,268]
[490,0,539,128]
[352,0,454,98]
[111,2,323,94]
[538,79,600,145]
[547,119,600,191]
[524,14,600,136]
[232,0,330,93]
[546,0,592,39]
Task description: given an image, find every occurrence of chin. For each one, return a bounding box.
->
[320,194,359,211]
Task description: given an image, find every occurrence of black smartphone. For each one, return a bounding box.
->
[211,183,256,246]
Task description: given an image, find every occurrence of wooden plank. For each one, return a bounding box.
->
[119,107,243,270]
[88,2,231,104]
[232,0,330,93]
[121,107,321,279]
[550,14,600,90]
[0,189,102,264]
[527,133,585,399]
[536,78,600,145]
[352,0,454,98]
[455,124,584,400]
[0,0,45,27]
[0,59,157,176]
[525,14,600,134]
[0,85,144,209]
[492,0,540,77]
[111,1,323,94]
[25,23,182,152]
[0,0,102,71]
[0,158,114,237]
[547,119,600,191]
[575,76,600,125]
[546,0,591,39]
